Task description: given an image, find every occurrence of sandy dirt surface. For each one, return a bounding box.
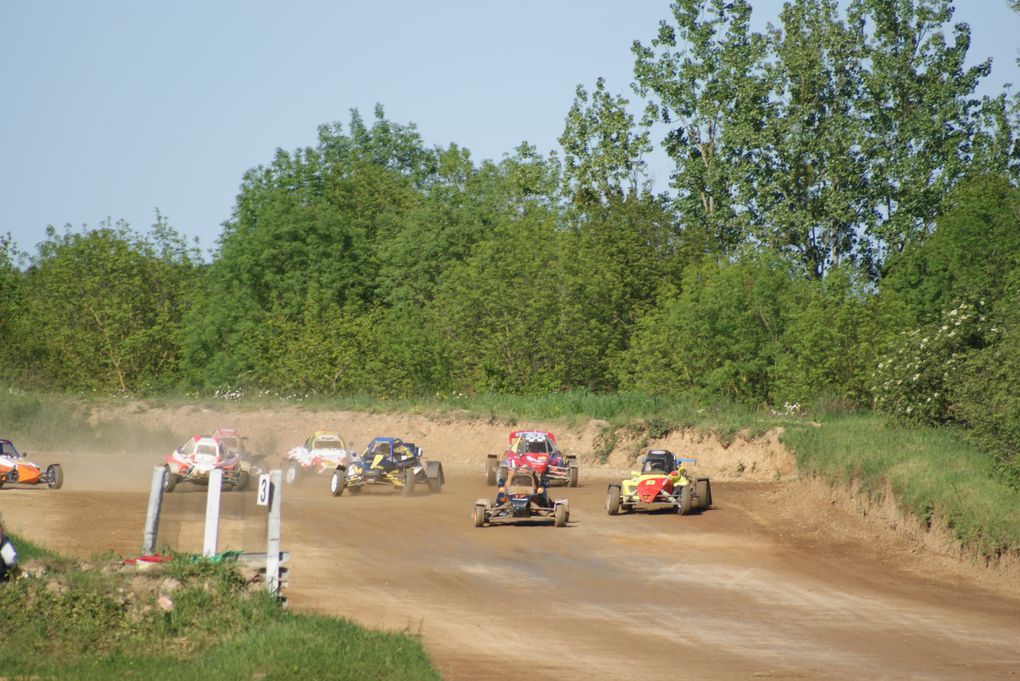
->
[2,409,1019,680]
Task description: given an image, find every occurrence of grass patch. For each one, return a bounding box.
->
[3,530,56,562]
[782,412,1020,558]
[0,547,439,680]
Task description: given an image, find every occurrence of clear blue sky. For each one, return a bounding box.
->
[2,1,1018,257]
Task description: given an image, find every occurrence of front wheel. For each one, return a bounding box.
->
[606,486,622,515]
[472,504,487,527]
[554,503,568,527]
[401,467,415,496]
[163,466,178,493]
[484,456,497,486]
[46,464,64,490]
[568,463,579,488]
[677,484,693,516]
[234,470,249,492]
[330,470,345,497]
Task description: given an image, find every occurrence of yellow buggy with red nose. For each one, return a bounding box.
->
[606,450,711,516]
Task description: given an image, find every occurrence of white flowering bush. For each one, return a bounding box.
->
[873,301,990,424]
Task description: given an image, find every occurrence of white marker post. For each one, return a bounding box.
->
[142,466,166,554]
[203,468,224,557]
[265,469,283,594]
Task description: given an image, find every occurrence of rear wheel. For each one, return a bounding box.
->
[567,460,579,488]
[554,503,568,527]
[163,466,178,493]
[284,461,300,485]
[677,484,693,516]
[330,470,345,497]
[401,467,415,496]
[46,464,64,490]
[472,504,486,527]
[606,486,622,515]
[484,456,497,486]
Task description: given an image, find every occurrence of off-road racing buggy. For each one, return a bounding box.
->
[484,430,578,487]
[606,449,711,516]
[330,437,444,497]
[0,438,63,490]
[283,430,353,485]
[163,434,249,493]
[473,465,569,527]
[212,427,268,476]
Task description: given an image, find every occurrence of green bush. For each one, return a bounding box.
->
[950,287,1020,486]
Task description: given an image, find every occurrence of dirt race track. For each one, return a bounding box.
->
[3,436,1020,680]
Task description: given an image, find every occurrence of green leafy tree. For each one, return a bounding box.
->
[632,0,998,276]
[951,279,1020,485]
[10,218,196,392]
[0,234,24,377]
[373,144,505,310]
[632,0,770,254]
[617,252,793,402]
[560,77,654,205]
[773,267,882,406]
[880,173,1020,326]
[756,0,871,277]
[427,148,568,393]
[853,0,992,258]
[557,76,692,389]
[182,107,435,391]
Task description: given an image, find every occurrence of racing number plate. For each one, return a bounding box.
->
[256,474,272,506]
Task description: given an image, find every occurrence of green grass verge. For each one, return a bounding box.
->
[0,544,439,680]
[782,412,1020,559]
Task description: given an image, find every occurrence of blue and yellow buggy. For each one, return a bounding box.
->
[330,437,444,497]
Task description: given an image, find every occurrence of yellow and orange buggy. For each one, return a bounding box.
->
[606,450,711,516]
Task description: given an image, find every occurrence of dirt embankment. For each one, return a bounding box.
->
[87,402,795,482]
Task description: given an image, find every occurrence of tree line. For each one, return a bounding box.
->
[1,0,1018,481]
